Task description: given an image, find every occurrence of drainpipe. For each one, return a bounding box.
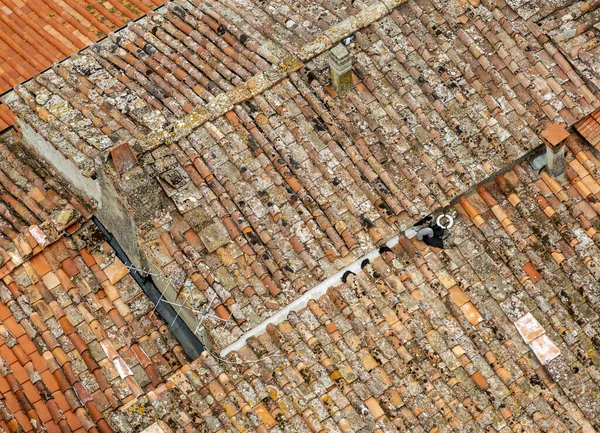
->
[92,216,204,361]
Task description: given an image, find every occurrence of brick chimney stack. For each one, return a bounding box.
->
[541,123,570,178]
[329,44,354,97]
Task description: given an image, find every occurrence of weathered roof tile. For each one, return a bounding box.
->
[2,0,600,431]
[109,145,600,428]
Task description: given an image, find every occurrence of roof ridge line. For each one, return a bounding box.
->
[219,140,548,356]
[220,231,402,356]
[139,0,407,153]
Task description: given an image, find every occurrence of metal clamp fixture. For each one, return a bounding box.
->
[436,214,454,229]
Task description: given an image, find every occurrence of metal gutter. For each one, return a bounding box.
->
[92,216,204,361]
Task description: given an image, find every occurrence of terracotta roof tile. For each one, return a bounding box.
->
[2,1,600,431]
[6,0,599,349]
[575,106,600,150]
[0,226,189,433]
[0,104,14,131]
[109,140,600,429]
[0,0,168,130]
[0,128,195,433]
[534,1,600,110]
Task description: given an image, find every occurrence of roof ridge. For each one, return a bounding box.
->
[139,0,407,153]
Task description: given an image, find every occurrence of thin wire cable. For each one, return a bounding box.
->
[125,263,286,366]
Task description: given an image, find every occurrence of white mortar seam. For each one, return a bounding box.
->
[220,233,400,356]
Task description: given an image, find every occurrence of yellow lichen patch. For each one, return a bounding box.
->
[246,73,269,96]
[279,54,303,72]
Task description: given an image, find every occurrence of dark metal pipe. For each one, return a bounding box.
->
[92,216,204,360]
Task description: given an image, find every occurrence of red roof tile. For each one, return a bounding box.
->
[0,0,167,94]
[0,0,167,131]
[0,223,190,433]
[6,0,600,351]
[0,127,195,433]
[2,0,600,431]
[0,104,14,131]
[108,132,600,432]
[576,107,600,151]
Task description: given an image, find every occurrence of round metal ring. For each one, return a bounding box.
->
[436,214,454,229]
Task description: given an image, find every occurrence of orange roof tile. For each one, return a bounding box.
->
[110,130,600,432]
[540,122,570,147]
[0,104,13,131]
[0,0,167,131]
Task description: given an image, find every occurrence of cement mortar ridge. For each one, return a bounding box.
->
[220,232,403,356]
[140,0,409,153]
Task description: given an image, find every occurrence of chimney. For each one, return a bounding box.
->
[541,123,570,178]
[329,44,354,97]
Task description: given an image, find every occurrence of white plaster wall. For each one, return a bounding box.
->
[18,120,102,203]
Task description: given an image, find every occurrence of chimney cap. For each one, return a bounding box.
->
[541,123,570,148]
[330,44,351,61]
[110,142,138,175]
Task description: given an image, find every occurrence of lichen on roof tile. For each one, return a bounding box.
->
[0,131,189,433]
[0,0,169,130]
[111,151,600,428]
[2,1,600,431]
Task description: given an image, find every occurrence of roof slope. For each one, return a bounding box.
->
[0,0,166,93]
[110,135,600,433]
[0,0,167,131]
[5,0,600,175]
[0,130,190,433]
[532,0,600,101]
[0,225,187,433]
[6,0,600,349]
[131,0,600,348]
[0,104,14,131]
[575,105,600,150]
[1,0,600,431]
[0,130,90,258]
